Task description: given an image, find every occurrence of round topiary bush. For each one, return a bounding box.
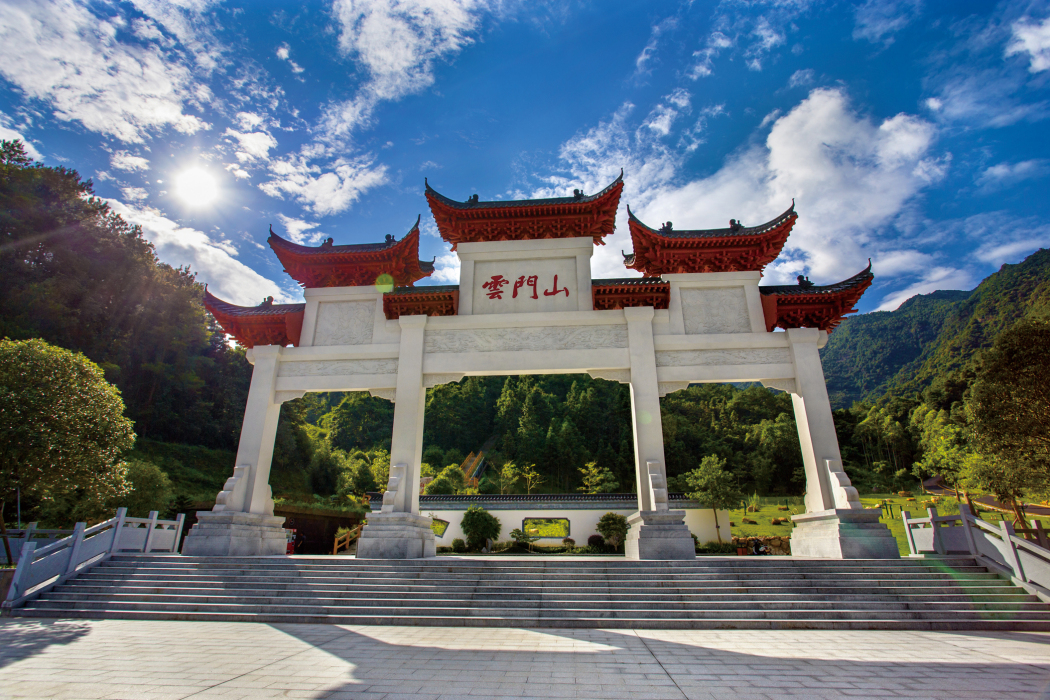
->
[460,505,501,551]
[596,512,628,548]
[587,534,604,548]
[451,538,467,553]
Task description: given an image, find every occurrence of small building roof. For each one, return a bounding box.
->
[591,277,670,311]
[425,173,624,250]
[625,203,797,275]
[383,285,460,319]
[268,217,434,288]
[369,492,704,511]
[204,290,305,348]
[758,262,874,332]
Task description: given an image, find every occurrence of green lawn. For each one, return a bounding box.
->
[724,493,994,556]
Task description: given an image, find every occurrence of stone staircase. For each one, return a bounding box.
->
[11,555,1050,630]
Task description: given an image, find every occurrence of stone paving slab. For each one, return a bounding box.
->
[0,619,1048,700]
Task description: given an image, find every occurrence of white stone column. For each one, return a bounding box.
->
[182,345,288,556]
[356,315,436,559]
[786,328,899,559]
[623,307,695,560]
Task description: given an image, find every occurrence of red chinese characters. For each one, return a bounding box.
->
[513,275,539,299]
[482,275,510,299]
[543,274,569,297]
[483,274,569,303]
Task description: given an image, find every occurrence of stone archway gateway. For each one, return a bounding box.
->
[183,174,900,560]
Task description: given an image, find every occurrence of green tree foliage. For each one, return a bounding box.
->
[596,512,628,548]
[327,393,395,453]
[519,463,545,495]
[0,140,252,450]
[967,320,1050,476]
[118,459,174,517]
[578,461,619,494]
[0,338,135,536]
[682,455,742,543]
[307,442,343,496]
[460,504,501,551]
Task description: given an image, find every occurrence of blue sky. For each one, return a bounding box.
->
[2,0,1049,312]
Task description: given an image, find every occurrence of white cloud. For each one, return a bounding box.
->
[548,88,944,290]
[746,17,784,70]
[121,186,149,202]
[976,159,1050,190]
[322,0,485,140]
[689,32,732,79]
[634,17,677,76]
[110,150,150,172]
[0,0,212,143]
[0,112,41,160]
[276,42,305,74]
[924,69,1049,128]
[957,212,1050,267]
[276,213,324,245]
[788,69,815,88]
[224,129,278,162]
[260,152,389,216]
[1007,16,1050,72]
[853,0,922,46]
[431,241,460,283]
[876,266,973,311]
[105,198,290,306]
[642,89,691,137]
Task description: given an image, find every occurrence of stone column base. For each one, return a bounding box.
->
[356,512,436,560]
[790,509,901,559]
[181,511,287,556]
[625,510,696,560]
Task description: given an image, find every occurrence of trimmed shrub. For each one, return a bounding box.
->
[562,537,575,548]
[597,513,628,547]
[451,538,467,553]
[461,505,501,551]
[587,534,605,548]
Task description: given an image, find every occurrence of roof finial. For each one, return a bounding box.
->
[468,194,479,204]
[729,219,743,232]
[660,221,673,232]
[797,274,814,289]
[260,296,274,307]
[573,188,584,199]
[321,237,334,247]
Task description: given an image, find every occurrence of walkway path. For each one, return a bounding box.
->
[1,619,1048,700]
[922,476,1050,518]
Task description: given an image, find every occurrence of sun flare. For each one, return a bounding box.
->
[174,168,219,206]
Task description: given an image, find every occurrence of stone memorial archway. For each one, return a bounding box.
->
[183,174,899,560]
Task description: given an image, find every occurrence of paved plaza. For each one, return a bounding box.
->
[1,619,1048,700]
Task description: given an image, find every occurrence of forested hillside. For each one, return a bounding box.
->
[821,249,1050,408]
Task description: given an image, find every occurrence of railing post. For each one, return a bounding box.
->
[4,542,35,604]
[110,508,127,553]
[1036,520,1048,550]
[63,523,86,575]
[172,513,186,553]
[901,511,918,555]
[1000,520,1027,582]
[142,511,159,553]
[927,507,945,555]
[23,522,37,542]
[959,509,978,557]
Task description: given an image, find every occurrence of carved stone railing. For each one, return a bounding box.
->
[903,507,1050,601]
[3,509,185,609]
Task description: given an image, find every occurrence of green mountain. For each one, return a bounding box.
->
[821,248,1050,408]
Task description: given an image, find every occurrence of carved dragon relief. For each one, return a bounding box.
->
[655,348,791,367]
[424,325,629,354]
[277,359,399,377]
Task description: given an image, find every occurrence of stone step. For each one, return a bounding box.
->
[38,592,1049,613]
[55,584,1037,603]
[20,599,1050,622]
[16,606,1050,631]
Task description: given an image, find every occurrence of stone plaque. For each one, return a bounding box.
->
[472,258,578,315]
[681,287,751,334]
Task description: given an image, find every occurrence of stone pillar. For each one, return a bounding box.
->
[356,315,436,559]
[623,307,695,560]
[182,345,288,556]
[786,328,899,559]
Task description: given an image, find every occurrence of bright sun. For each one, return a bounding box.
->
[174,168,219,206]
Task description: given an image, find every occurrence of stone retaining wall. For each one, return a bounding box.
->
[732,535,791,555]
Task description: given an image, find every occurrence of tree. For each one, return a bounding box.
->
[961,454,1037,528]
[495,462,520,494]
[596,512,628,549]
[683,455,743,543]
[460,504,501,551]
[117,459,173,517]
[578,461,619,494]
[967,320,1050,492]
[0,339,135,560]
[519,463,545,495]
